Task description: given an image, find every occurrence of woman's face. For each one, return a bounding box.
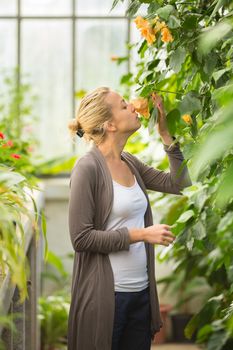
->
[104,91,141,136]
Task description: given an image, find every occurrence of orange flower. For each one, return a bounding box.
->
[182,114,192,125]
[134,16,156,45]
[152,17,166,34]
[161,27,173,43]
[140,27,156,45]
[130,98,150,119]
[134,16,148,29]
[110,55,119,61]
[11,153,21,159]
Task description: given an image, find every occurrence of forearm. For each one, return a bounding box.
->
[70,226,131,254]
[128,227,146,243]
[160,133,174,147]
[164,143,192,189]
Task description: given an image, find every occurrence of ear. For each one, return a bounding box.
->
[104,120,117,132]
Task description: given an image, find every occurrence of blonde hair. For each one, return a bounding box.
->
[68,87,112,145]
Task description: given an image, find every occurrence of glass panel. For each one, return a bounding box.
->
[76,0,127,16]
[0,1,17,16]
[21,20,72,159]
[130,19,141,71]
[76,19,128,93]
[130,20,145,97]
[21,0,71,16]
[0,20,17,85]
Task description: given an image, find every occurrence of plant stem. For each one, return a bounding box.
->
[153,89,184,95]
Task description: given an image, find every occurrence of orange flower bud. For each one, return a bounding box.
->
[110,55,119,61]
[182,114,192,125]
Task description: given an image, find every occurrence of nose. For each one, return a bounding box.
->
[129,103,135,113]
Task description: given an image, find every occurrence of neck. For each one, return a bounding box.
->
[97,137,127,161]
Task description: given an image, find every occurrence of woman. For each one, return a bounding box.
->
[67,87,192,350]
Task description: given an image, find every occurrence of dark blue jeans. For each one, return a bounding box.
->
[111,286,151,350]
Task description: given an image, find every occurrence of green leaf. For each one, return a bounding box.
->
[183,14,198,30]
[196,324,213,342]
[126,0,141,17]
[179,91,201,115]
[177,210,195,223]
[140,84,154,97]
[217,211,233,233]
[216,163,233,207]
[199,20,233,55]
[147,1,160,14]
[166,108,180,135]
[110,0,121,12]
[41,210,48,261]
[0,171,26,187]
[120,73,133,84]
[168,15,181,29]
[207,330,229,350]
[191,106,233,179]
[170,47,186,73]
[209,0,227,22]
[148,108,158,135]
[138,40,147,57]
[46,251,68,277]
[187,236,194,251]
[203,53,218,77]
[213,67,231,83]
[191,221,206,240]
[157,5,174,20]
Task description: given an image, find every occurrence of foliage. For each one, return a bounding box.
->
[38,293,70,350]
[112,0,233,348]
[39,250,73,349]
[0,70,48,303]
[0,69,41,181]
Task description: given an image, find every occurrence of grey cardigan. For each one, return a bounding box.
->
[67,141,192,350]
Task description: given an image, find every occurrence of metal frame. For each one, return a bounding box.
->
[0,0,132,154]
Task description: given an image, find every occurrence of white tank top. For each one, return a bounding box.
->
[106,175,149,292]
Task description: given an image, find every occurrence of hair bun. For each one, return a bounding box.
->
[76,128,84,137]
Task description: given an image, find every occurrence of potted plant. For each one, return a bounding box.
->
[153,303,173,344]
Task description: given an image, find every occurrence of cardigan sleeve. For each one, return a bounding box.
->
[129,140,192,195]
[68,158,131,254]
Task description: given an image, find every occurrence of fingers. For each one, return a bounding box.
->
[161,224,176,245]
[161,236,175,246]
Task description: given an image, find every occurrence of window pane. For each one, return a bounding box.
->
[0,20,17,85]
[21,0,72,16]
[129,20,146,97]
[76,0,127,16]
[0,1,17,15]
[76,19,128,92]
[21,20,72,159]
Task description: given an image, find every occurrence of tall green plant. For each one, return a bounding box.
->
[112,0,233,348]
[0,70,48,302]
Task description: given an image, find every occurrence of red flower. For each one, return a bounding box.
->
[2,140,14,148]
[11,154,21,159]
[7,140,14,147]
[0,132,5,139]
